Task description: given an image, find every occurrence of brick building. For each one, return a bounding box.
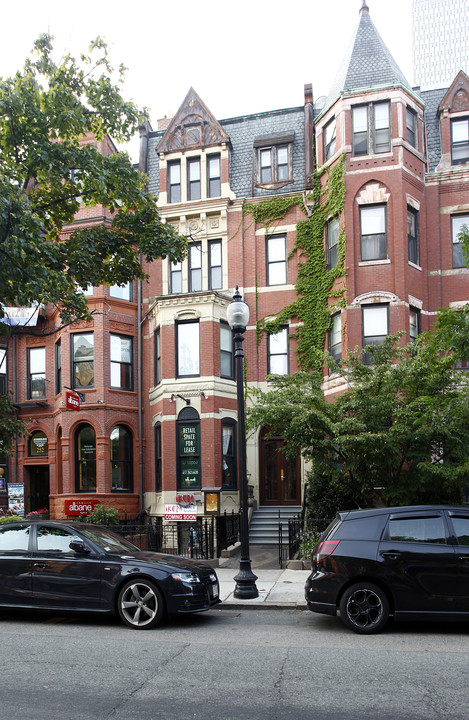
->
[1,1,468,526]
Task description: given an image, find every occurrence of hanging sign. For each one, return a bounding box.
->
[65,391,80,411]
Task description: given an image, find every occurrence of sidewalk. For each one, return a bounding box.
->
[216,566,310,608]
[214,544,310,608]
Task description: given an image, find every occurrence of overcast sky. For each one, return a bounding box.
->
[1,0,414,161]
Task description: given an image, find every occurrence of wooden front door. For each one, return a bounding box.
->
[259,428,300,505]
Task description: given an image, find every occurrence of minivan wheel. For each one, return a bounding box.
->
[339,582,389,634]
[117,579,165,629]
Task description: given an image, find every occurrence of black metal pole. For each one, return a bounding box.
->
[233,327,258,599]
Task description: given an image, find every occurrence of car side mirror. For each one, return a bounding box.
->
[69,539,91,555]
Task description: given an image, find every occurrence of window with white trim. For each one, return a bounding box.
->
[189,243,202,292]
[187,157,201,201]
[220,322,234,379]
[28,347,46,399]
[451,118,469,166]
[268,327,289,375]
[362,305,389,364]
[352,102,390,156]
[267,235,287,285]
[168,160,181,203]
[207,154,221,197]
[170,260,182,293]
[109,282,132,301]
[176,321,200,377]
[360,205,387,261]
[110,334,133,390]
[209,240,222,290]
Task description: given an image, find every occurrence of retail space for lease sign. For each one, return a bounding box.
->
[179,423,200,489]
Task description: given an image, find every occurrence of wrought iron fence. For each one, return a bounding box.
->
[108,511,240,560]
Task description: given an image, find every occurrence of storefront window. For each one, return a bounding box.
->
[75,424,96,492]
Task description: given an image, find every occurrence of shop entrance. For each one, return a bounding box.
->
[27,466,50,513]
[259,428,300,506]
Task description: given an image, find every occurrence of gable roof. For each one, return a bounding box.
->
[321,1,411,115]
[157,87,230,153]
[438,70,469,114]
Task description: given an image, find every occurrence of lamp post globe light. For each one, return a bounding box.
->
[226,286,259,599]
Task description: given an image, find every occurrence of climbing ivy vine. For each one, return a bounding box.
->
[244,154,346,375]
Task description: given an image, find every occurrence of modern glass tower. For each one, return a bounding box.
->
[413,0,469,89]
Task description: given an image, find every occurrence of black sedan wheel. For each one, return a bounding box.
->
[339,582,389,634]
[117,579,165,629]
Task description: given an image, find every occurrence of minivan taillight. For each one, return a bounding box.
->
[313,540,340,563]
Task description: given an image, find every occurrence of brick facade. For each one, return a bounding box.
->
[2,5,468,521]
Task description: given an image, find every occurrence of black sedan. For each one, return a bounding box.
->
[0,520,220,629]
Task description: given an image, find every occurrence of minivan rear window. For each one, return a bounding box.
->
[331,515,385,541]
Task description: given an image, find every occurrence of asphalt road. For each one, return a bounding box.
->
[1,605,468,720]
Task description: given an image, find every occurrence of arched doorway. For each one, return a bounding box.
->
[259,427,300,506]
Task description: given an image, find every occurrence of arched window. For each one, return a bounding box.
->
[177,407,201,490]
[29,431,48,457]
[110,425,133,492]
[75,424,96,492]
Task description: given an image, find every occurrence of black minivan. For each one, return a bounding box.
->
[304,505,469,634]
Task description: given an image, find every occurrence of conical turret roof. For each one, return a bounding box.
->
[322,1,411,114]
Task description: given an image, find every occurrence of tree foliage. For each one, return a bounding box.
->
[247,326,469,519]
[0,34,186,327]
[0,35,187,455]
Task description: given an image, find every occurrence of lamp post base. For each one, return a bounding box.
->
[233,560,259,599]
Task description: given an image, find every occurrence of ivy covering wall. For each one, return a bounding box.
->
[244,154,346,375]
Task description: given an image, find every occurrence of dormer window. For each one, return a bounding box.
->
[451,118,469,165]
[254,133,294,188]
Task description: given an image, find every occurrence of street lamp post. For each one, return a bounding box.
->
[227,286,259,599]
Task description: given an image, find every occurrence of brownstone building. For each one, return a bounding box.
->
[1,3,468,535]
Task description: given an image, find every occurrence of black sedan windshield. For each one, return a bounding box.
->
[79,526,140,553]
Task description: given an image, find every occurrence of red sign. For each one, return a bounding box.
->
[65,391,80,411]
[65,499,100,516]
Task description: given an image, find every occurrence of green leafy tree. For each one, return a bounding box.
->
[0,35,185,323]
[247,330,469,519]
[0,35,186,453]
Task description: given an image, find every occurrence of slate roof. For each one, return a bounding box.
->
[418,87,446,173]
[322,2,412,115]
[147,106,306,200]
